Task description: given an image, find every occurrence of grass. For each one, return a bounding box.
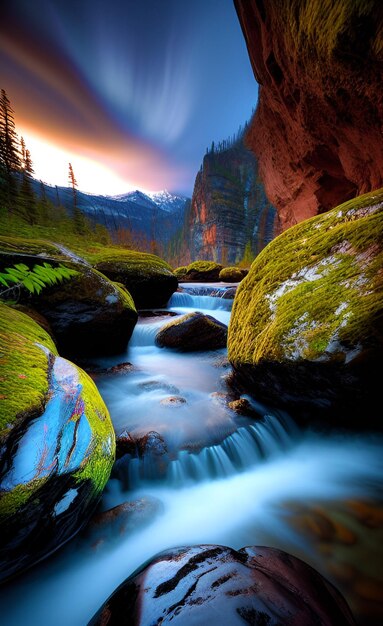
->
[228,188,383,365]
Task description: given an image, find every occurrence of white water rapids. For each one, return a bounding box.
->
[1,283,382,625]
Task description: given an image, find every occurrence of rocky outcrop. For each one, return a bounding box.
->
[156,312,228,351]
[228,189,383,425]
[235,0,383,229]
[88,544,356,625]
[0,304,115,582]
[89,249,178,308]
[189,137,278,263]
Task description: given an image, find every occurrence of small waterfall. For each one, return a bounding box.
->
[168,292,233,312]
[117,414,295,489]
[129,320,165,347]
[179,284,236,298]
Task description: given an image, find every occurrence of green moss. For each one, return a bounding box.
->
[174,266,187,277]
[84,246,174,276]
[72,365,115,495]
[186,260,223,273]
[0,303,58,439]
[219,267,244,282]
[0,235,65,259]
[228,188,383,365]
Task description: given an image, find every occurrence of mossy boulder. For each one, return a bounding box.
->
[87,248,177,308]
[174,266,188,279]
[156,312,227,351]
[0,236,138,358]
[89,545,356,626]
[0,304,115,582]
[177,260,223,282]
[228,189,383,425]
[219,266,246,282]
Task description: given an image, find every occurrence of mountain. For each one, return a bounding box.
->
[33,180,190,245]
[177,136,278,265]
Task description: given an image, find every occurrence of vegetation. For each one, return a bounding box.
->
[0,303,57,437]
[0,262,78,298]
[219,267,245,282]
[228,188,383,365]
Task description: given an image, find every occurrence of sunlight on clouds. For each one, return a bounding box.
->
[19,128,137,195]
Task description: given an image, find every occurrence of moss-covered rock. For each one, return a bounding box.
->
[228,189,383,425]
[86,248,177,308]
[176,260,224,282]
[156,312,227,351]
[0,236,138,358]
[219,267,246,282]
[0,304,115,581]
[174,266,188,279]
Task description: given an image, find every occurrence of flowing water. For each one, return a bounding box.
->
[1,284,383,625]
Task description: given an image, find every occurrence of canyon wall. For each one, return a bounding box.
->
[234,0,383,229]
[188,139,277,264]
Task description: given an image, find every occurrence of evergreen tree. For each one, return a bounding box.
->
[68,162,86,234]
[0,89,21,213]
[19,138,37,224]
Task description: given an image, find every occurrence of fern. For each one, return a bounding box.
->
[0,263,78,297]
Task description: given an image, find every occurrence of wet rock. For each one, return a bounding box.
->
[0,304,115,583]
[222,287,237,299]
[90,249,178,308]
[93,362,135,378]
[114,431,169,482]
[116,430,137,459]
[235,0,383,229]
[85,496,163,548]
[137,431,168,459]
[228,189,383,426]
[160,396,187,407]
[138,380,180,394]
[156,312,227,351]
[89,544,356,625]
[228,398,261,419]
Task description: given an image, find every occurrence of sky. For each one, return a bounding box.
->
[0,0,258,196]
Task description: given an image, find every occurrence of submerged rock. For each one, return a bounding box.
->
[156,312,227,351]
[90,249,177,308]
[228,189,383,426]
[160,396,187,407]
[89,544,356,625]
[85,496,163,548]
[0,304,115,582]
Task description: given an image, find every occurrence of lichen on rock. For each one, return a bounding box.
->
[228,188,383,424]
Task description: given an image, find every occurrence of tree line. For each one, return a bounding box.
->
[0,88,106,239]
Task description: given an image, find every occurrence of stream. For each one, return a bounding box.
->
[1,284,383,625]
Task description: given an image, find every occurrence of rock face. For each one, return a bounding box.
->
[0,304,115,582]
[235,0,383,229]
[189,137,278,263]
[88,544,356,625]
[228,189,383,425]
[89,249,178,308]
[156,312,228,351]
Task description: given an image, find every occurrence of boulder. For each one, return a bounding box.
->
[0,236,138,358]
[89,248,177,308]
[176,260,223,282]
[0,304,115,582]
[219,266,246,282]
[156,312,227,351]
[228,189,383,425]
[88,544,356,625]
[114,431,169,482]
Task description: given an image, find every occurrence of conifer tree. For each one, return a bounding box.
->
[0,89,21,212]
[19,138,37,224]
[68,162,86,234]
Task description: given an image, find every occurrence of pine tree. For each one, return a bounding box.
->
[18,138,37,224]
[68,162,86,234]
[0,89,21,213]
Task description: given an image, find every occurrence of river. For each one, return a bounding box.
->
[1,284,382,625]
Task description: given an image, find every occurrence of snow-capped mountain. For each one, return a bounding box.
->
[112,189,188,214]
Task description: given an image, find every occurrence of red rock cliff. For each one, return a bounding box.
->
[234,0,383,229]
